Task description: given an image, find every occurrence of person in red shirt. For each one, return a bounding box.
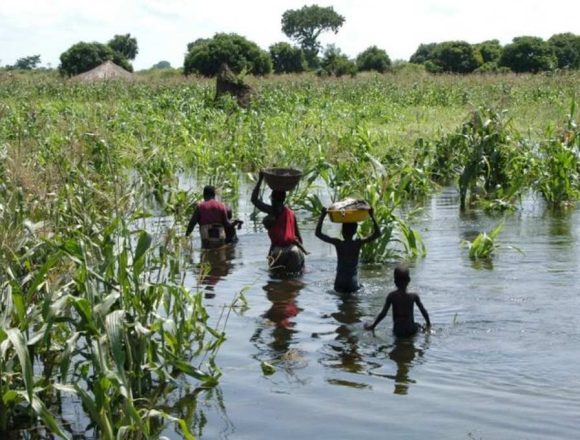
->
[185,186,236,248]
[251,171,305,275]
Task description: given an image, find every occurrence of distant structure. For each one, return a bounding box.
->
[71,60,134,81]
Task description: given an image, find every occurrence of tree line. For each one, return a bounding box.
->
[6,5,580,77]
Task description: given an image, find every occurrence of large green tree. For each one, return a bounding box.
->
[356,46,391,73]
[269,42,306,74]
[59,42,132,77]
[281,4,345,68]
[475,39,503,64]
[183,33,271,76]
[320,44,357,77]
[108,33,139,60]
[548,33,580,69]
[429,41,482,73]
[499,36,556,73]
[409,43,438,64]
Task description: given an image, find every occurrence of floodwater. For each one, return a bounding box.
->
[178,186,580,439]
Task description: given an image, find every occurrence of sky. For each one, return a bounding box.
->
[1,0,579,70]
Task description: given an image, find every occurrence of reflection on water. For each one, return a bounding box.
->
[372,335,430,395]
[251,278,304,361]
[198,245,237,297]
[324,292,365,374]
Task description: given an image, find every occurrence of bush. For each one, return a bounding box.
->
[499,36,557,73]
[430,41,482,73]
[59,42,132,77]
[474,62,511,74]
[321,44,357,77]
[548,33,580,69]
[183,33,272,76]
[269,42,306,74]
[356,46,391,73]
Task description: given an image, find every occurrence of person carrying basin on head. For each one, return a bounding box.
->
[315,202,381,293]
[185,185,237,249]
[251,169,305,275]
[365,265,431,337]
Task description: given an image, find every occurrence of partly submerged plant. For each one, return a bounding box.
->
[462,222,504,260]
[461,221,522,260]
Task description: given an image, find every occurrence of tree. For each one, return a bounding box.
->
[108,33,138,60]
[152,60,171,69]
[409,43,438,64]
[59,42,132,77]
[548,33,580,69]
[269,42,306,74]
[356,46,391,73]
[429,41,482,73]
[475,39,503,64]
[499,36,557,73]
[183,33,271,76]
[13,55,41,70]
[281,4,345,68]
[321,44,357,77]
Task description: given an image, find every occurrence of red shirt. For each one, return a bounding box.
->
[197,199,227,225]
[268,207,298,247]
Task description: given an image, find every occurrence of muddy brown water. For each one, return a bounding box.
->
[174,186,579,439]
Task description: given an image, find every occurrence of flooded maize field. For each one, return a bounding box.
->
[2,74,579,439]
[172,185,580,439]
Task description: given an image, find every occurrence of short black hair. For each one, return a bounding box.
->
[203,185,216,200]
[394,265,410,289]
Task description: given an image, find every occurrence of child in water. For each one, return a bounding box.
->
[315,207,381,293]
[365,265,431,337]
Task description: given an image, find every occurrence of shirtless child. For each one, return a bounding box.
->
[365,265,431,337]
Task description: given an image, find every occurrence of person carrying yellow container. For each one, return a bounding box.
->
[315,202,381,293]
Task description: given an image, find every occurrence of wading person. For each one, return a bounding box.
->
[185,185,233,249]
[365,265,431,337]
[315,207,381,293]
[225,206,243,244]
[251,171,305,275]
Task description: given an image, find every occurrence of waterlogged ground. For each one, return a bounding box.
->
[175,186,579,440]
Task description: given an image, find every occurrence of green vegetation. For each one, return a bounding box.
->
[409,33,580,74]
[0,70,579,437]
[183,33,272,76]
[281,4,345,68]
[107,33,139,61]
[59,41,134,77]
[356,46,392,73]
[462,222,504,260]
[269,42,307,74]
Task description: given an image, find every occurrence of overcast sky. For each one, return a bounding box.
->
[1,0,579,70]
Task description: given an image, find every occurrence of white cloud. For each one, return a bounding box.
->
[0,0,578,69]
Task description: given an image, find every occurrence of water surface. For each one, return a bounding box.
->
[180,186,580,439]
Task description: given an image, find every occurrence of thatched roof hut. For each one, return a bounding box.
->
[72,61,134,81]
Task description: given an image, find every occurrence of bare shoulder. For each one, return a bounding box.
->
[409,292,422,301]
[386,289,398,300]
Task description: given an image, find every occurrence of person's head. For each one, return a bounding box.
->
[341,222,358,240]
[394,265,411,290]
[203,185,216,201]
[270,190,286,207]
